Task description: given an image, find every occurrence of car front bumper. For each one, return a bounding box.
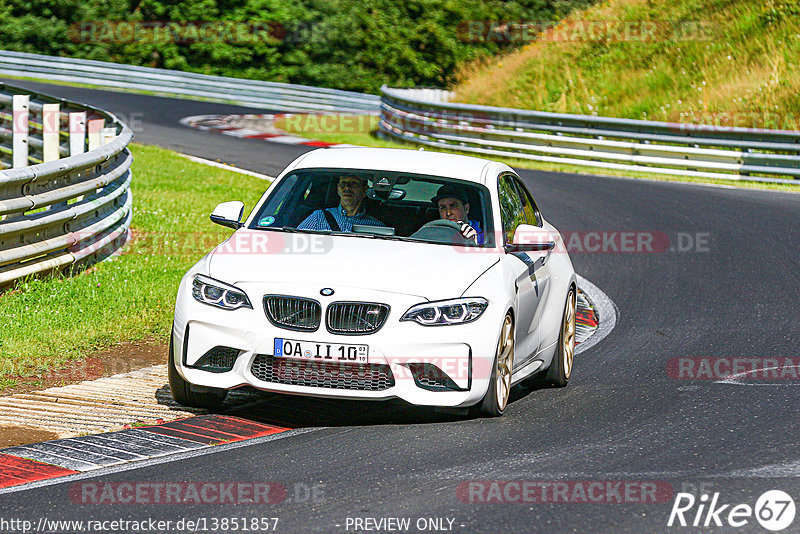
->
[173,277,502,408]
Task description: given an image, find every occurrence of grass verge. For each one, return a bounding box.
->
[0,143,268,392]
[454,0,800,128]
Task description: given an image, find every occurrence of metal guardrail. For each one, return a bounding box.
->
[379,87,800,184]
[0,81,133,286]
[0,50,380,114]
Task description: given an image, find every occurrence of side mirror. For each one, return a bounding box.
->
[210,201,244,229]
[505,224,556,253]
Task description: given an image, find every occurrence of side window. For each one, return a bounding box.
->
[498,175,524,244]
[513,178,541,227]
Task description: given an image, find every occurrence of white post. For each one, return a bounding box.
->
[96,126,116,195]
[69,112,86,156]
[65,112,89,205]
[42,103,60,162]
[101,127,116,145]
[12,95,29,168]
[87,119,104,150]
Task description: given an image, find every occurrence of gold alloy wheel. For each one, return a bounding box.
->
[495,314,515,411]
[563,291,576,379]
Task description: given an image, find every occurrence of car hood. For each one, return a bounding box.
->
[206,230,500,301]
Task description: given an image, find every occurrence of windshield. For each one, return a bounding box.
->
[248,169,495,247]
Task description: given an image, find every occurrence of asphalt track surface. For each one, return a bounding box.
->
[2,80,800,533]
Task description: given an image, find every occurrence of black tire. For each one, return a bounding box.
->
[523,288,576,389]
[471,312,514,418]
[168,334,227,410]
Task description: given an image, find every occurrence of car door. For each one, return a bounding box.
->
[497,174,541,368]
[511,177,554,357]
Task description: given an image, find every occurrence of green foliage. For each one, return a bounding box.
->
[455,0,800,127]
[759,0,800,24]
[0,0,596,92]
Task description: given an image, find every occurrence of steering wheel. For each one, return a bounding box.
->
[410,219,471,244]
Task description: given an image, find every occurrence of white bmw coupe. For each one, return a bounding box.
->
[170,148,576,416]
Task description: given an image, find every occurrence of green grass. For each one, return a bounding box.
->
[0,144,268,390]
[444,0,800,190]
[455,0,800,127]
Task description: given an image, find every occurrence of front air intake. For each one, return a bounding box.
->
[192,346,240,373]
[250,355,394,391]
[406,363,465,391]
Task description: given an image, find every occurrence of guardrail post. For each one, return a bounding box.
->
[0,82,134,288]
[12,94,29,168]
[69,112,86,156]
[65,111,88,205]
[101,127,116,145]
[87,119,104,150]
[42,103,60,162]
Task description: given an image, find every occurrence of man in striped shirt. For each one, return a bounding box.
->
[298,175,386,232]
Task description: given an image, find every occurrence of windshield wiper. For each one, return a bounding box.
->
[250,226,295,232]
[254,226,331,235]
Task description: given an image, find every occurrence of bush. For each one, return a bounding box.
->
[0,0,596,93]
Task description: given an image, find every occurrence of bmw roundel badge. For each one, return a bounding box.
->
[320,288,334,296]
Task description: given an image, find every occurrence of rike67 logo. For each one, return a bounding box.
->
[668,490,796,531]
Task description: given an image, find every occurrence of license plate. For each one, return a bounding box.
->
[274,338,368,363]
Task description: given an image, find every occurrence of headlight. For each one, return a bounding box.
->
[192,274,252,310]
[401,298,488,326]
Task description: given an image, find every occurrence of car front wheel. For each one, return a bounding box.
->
[473,311,514,417]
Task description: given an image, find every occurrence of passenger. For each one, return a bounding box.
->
[298,175,386,232]
[431,184,484,244]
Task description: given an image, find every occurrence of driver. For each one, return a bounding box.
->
[431,184,484,245]
[298,175,386,232]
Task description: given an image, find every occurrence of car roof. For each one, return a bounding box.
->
[288,147,511,185]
